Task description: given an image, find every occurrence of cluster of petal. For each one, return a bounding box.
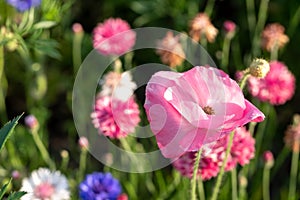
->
[284,114,300,152]
[144,66,264,158]
[189,13,218,43]
[20,168,70,200]
[79,172,122,200]
[6,0,41,12]
[91,95,140,139]
[248,61,295,105]
[93,18,136,56]
[261,23,289,51]
[156,32,186,68]
[100,71,137,102]
[172,127,255,180]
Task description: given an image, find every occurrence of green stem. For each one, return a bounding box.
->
[248,122,257,136]
[263,165,271,200]
[270,44,278,61]
[0,46,8,123]
[72,30,83,74]
[246,0,257,38]
[210,131,235,200]
[31,129,56,170]
[252,0,269,57]
[221,36,232,72]
[288,149,299,200]
[204,0,215,17]
[231,168,238,200]
[77,148,87,183]
[271,147,289,179]
[191,148,203,200]
[60,150,69,172]
[197,176,206,200]
[287,4,300,37]
[239,73,250,91]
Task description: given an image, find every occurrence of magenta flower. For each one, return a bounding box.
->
[223,20,236,34]
[248,61,295,105]
[92,18,136,56]
[173,127,255,180]
[91,95,140,139]
[144,66,264,158]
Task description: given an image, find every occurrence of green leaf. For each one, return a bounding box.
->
[0,114,23,153]
[33,21,57,30]
[7,191,27,200]
[0,179,11,199]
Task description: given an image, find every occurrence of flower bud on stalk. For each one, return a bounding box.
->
[249,58,270,78]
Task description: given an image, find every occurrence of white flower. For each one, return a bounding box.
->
[20,168,70,200]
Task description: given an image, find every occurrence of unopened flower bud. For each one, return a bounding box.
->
[60,150,69,158]
[24,115,39,130]
[72,23,83,33]
[223,20,236,33]
[11,170,20,179]
[263,150,274,168]
[78,137,89,150]
[239,175,248,188]
[249,58,270,78]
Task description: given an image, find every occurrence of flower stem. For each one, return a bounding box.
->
[288,148,299,200]
[263,164,271,200]
[239,72,250,91]
[0,46,8,123]
[221,36,232,72]
[191,148,203,200]
[231,168,238,200]
[197,176,206,200]
[72,29,84,74]
[31,129,56,170]
[77,148,88,183]
[252,0,269,57]
[204,0,215,17]
[210,130,235,200]
[270,44,278,61]
[246,0,256,38]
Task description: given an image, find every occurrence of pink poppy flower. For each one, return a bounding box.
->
[248,61,295,105]
[93,18,136,56]
[144,66,264,158]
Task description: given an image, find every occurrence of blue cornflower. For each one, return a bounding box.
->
[79,172,122,200]
[6,0,41,12]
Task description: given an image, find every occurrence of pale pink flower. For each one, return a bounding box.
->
[263,150,274,168]
[248,61,295,105]
[20,168,70,200]
[156,31,185,68]
[173,127,255,180]
[93,18,136,56]
[144,66,264,158]
[284,114,300,152]
[91,95,140,139]
[261,23,289,51]
[78,137,89,149]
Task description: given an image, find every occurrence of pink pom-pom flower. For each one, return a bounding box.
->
[92,18,136,56]
[91,95,140,139]
[248,61,295,105]
[144,66,264,158]
[173,127,255,180]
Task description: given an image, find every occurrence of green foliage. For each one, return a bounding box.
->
[0,114,23,153]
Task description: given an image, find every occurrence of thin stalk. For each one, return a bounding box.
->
[231,168,238,200]
[197,176,206,200]
[31,129,56,170]
[270,44,278,61]
[288,148,299,200]
[72,30,84,74]
[204,0,215,17]
[0,46,8,123]
[252,0,269,57]
[239,73,250,90]
[246,0,257,38]
[263,165,271,200]
[191,148,203,200]
[221,36,232,72]
[77,148,87,183]
[210,131,235,200]
[287,4,300,37]
[271,147,289,179]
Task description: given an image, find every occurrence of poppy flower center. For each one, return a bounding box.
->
[203,106,215,115]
